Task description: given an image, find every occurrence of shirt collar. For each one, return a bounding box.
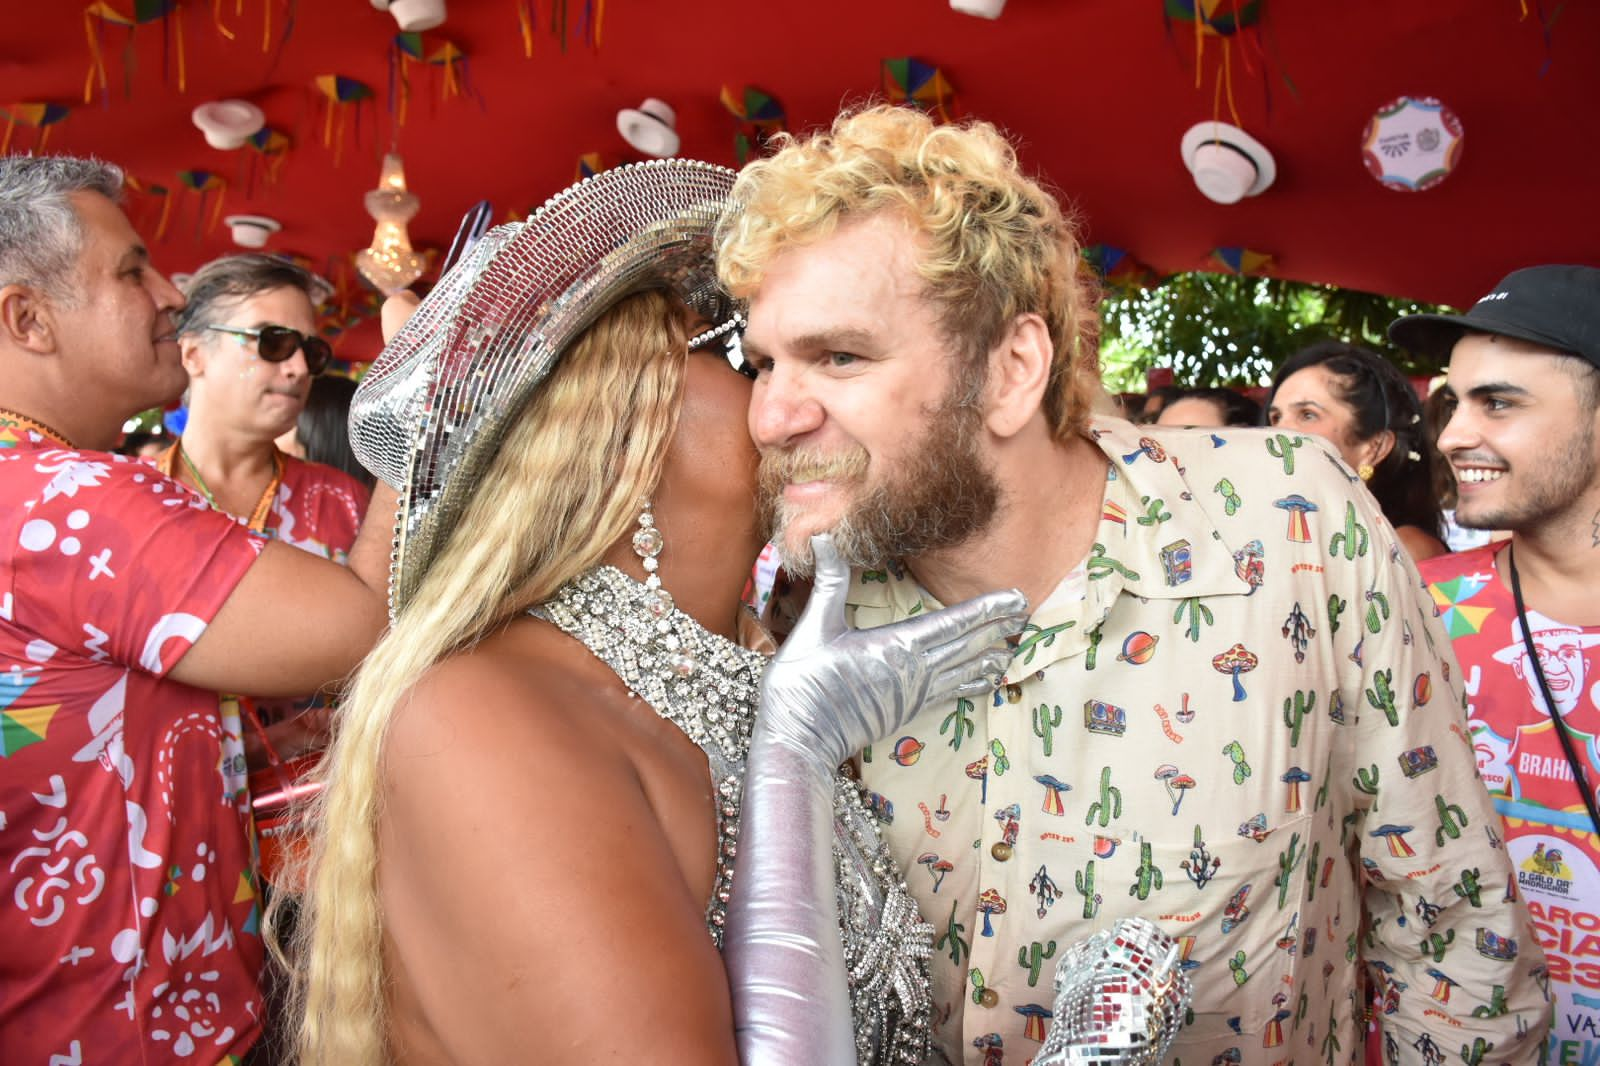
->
[846,416,1255,674]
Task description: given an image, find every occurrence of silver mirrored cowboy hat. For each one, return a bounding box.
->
[349,158,739,615]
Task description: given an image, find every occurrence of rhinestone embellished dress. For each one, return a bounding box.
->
[535,566,934,1065]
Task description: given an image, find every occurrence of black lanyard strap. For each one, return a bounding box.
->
[1507,543,1600,838]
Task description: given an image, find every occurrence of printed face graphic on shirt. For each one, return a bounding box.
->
[1493,625,1600,721]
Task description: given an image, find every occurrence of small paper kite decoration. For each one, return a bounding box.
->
[1209,247,1274,276]
[0,103,72,154]
[1082,245,1160,291]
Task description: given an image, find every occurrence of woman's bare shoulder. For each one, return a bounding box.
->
[385,615,615,767]
[374,615,736,1063]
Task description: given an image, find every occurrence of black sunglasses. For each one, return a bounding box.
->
[207,324,332,376]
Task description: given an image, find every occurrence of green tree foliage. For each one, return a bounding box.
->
[1097,272,1458,391]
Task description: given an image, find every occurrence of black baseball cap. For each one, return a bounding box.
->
[1388,264,1600,370]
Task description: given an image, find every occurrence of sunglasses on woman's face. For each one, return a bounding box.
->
[206,324,332,376]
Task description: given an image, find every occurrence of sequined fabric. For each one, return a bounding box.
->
[535,566,934,1064]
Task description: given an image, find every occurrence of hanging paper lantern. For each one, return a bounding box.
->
[1209,247,1274,275]
[1082,245,1159,292]
[882,58,956,123]
[1361,95,1465,193]
[0,103,72,154]
[720,85,786,165]
[82,1,187,102]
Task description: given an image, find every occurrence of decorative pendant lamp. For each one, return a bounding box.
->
[355,153,427,295]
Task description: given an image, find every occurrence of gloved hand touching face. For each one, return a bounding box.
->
[728,534,1028,1065]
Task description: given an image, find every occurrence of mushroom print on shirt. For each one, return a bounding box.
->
[852,417,1552,1066]
[1,428,265,1063]
[1420,541,1600,1063]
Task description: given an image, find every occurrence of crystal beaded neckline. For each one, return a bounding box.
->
[531,566,764,762]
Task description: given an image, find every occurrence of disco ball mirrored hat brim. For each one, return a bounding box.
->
[348,158,738,615]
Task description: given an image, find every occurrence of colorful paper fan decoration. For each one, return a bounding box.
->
[1361,95,1465,193]
[176,169,230,238]
[312,75,375,164]
[882,58,956,123]
[0,103,72,154]
[390,34,477,127]
[1082,245,1160,292]
[1209,246,1274,275]
[82,1,187,103]
[721,85,786,166]
[516,0,608,58]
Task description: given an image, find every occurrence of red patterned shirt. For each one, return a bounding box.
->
[264,454,368,564]
[1,429,265,1063]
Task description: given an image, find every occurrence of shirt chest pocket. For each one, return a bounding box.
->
[1119,812,1315,1044]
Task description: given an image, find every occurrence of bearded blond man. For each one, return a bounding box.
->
[717,105,1551,1064]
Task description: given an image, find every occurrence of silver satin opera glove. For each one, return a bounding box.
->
[726,534,1028,1065]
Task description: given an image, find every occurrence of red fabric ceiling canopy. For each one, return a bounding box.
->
[3,1,1596,361]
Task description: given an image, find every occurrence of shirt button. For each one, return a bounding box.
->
[978,987,1000,1008]
[991,842,1014,862]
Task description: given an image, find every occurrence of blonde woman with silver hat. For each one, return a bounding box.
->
[279,160,1026,1065]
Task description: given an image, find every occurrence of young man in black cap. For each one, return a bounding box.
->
[1393,263,1600,1057]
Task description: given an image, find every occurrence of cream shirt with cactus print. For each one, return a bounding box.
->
[850,417,1551,1066]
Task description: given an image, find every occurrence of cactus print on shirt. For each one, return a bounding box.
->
[851,417,1551,1066]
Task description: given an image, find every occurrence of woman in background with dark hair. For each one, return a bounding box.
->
[1266,340,1448,561]
[1155,386,1262,428]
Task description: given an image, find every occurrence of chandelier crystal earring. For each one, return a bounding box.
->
[633,498,696,677]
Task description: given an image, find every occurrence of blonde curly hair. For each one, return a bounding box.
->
[716,104,1102,438]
